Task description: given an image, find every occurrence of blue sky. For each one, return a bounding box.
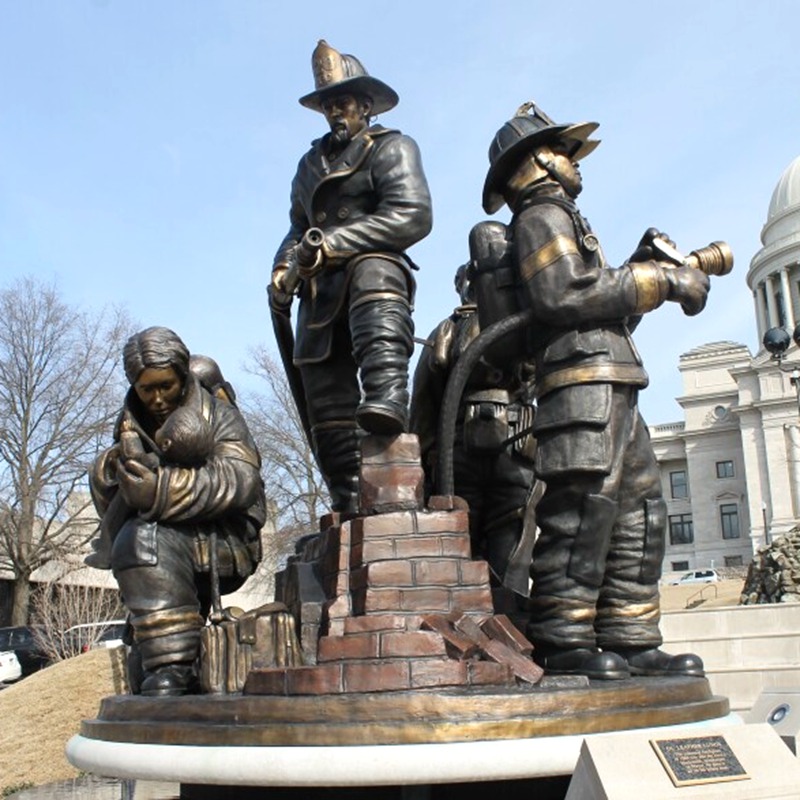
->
[1,1,799,424]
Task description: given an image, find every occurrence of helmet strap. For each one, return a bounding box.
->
[534,147,580,198]
[504,153,551,210]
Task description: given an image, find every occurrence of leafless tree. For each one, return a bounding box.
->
[0,278,131,625]
[30,581,125,662]
[241,346,329,573]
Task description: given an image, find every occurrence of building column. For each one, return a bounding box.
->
[766,274,780,328]
[755,285,768,341]
[765,422,797,534]
[781,267,796,330]
[787,424,800,519]
[738,409,771,550]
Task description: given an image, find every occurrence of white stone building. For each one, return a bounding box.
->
[651,155,800,574]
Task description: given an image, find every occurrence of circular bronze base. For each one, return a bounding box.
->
[82,676,728,747]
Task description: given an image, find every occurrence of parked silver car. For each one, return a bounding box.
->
[669,568,720,586]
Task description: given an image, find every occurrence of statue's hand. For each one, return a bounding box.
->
[665,265,710,316]
[96,444,121,486]
[630,228,676,262]
[269,267,293,310]
[117,458,158,511]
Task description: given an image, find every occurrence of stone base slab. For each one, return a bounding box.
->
[67,713,743,788]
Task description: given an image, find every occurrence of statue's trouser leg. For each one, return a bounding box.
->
[349,258,414,435]
[453,444,533,582]
[452,442,491,561]
[528,387,663,650]
[310,422,362,513]
[112,521,204,673]
[483,451,536,584]
[300,325,363,513]
[596,411,665,650]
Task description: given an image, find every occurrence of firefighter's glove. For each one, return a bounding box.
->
[665,266,710,316]
[269,268,293,311]
[630,228,676,262]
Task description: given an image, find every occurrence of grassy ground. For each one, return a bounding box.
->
[0,648,129,795]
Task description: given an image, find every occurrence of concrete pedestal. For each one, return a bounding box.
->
[67,713,741,796]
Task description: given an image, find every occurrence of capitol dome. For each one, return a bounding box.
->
[762,155,800,247]
[767,155,800,225]
[748,154,800,343]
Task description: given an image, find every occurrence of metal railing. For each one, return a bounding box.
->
[685,583,719,608]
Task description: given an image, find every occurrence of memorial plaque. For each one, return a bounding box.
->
[650,735,749,787]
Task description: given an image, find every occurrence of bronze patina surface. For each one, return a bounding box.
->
[81,677,727,747]
[477,102,729,681]
[87,327,266,698]
[269,40,433,516]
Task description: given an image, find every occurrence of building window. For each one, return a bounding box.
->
[669,514,694,545]
[720,504,740,539]
[671,560,689,572]
[669,470,688,499]
[724,555,743,567]
[716,460,734,479]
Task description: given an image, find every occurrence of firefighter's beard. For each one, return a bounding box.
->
[330,124,351,147]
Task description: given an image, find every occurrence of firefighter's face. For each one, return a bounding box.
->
[546,143,583,197]
[322,94,371,146]
[134,367,184,424]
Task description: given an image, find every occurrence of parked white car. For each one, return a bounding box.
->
[62,620,127,655]
[668,568,720,586]
[0,649,22,684]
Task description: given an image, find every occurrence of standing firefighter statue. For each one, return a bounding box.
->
[269,40,432,514]
[410,258,542,608]
[482,103,732,680]
[88,327,266,696]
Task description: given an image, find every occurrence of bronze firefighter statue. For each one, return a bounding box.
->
[410,257,542,614]
[269,40,432,514]
[481,102,729,680]
[89,326,266,696]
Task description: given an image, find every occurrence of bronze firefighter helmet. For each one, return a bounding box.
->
[299,40,399,116]
[482,102,600,214]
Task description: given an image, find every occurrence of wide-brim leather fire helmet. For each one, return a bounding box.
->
[482,102,600,214]
[299,40,399,116]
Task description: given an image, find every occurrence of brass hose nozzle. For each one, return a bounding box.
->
[649,232,733,277]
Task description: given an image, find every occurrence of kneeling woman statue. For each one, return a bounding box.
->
[89,326,266,696]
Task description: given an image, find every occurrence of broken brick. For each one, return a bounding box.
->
[481,615,534,656]
[421,615,481,660]
[481,640,543,685]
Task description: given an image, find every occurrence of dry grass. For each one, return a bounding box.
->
[659,578,744,612]
[0,647,129,794]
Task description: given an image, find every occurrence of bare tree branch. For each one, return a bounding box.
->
[240,346,329,572]
[31,582,124,662]
[0,277,133,624]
